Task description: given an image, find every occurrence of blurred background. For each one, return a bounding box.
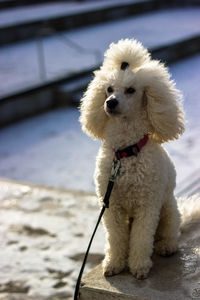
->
[0,0,200,194]
[0,0,200,299]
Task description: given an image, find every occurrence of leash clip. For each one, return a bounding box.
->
[109,159,121,182]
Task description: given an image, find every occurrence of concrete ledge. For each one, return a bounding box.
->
[0,0,161,46]
[80,211,200,300]
[0,67,93,127]
[0,0,72,9]
[1,35,200,127]
[0,0,199,10]
[0,88,54,126]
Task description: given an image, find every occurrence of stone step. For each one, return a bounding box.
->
[1,6,200,100]
[0,0,75,9]
[0,0,198,10]
[0,0,161,45]
[1,34,200,127]
[56,34,200,105]
[80,193,200,300]
[1,5,200,127]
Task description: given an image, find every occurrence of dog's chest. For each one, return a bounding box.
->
[113,157,147,208]
[96,142,160,210]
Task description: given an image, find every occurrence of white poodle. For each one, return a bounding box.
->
[79,39,185,279]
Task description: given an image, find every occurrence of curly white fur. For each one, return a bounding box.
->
[80,39,186,279]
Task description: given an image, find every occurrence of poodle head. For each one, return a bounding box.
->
[103,67,145,118]
[80,39,185,142]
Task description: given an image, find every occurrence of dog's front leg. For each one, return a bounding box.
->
[102,206,129,276]
[128,206,160,279]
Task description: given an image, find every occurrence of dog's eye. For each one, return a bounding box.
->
[107,86,113,93]
[125,87,136,94]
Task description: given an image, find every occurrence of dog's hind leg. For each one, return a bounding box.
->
[102,206,129,276]
[154,195,181,256]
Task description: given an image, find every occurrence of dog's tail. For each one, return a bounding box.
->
[177,193,200,234]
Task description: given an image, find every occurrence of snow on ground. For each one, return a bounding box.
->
[0,54,200,193]
[0,179,105,299]
[0,7,200,97]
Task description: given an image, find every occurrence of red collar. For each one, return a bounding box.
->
[115,134,149,160]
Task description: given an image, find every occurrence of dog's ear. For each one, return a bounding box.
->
[79,70,108,140]
[138,61,185,143]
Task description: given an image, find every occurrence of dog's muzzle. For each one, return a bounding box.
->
[106,98,118,111]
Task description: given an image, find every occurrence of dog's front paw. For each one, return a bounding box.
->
[103,258,126,277]
[129,259,152,280]
[154,239,178,256]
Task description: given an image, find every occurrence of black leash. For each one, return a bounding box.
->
[73,159,121,300]
[73,135,149,299]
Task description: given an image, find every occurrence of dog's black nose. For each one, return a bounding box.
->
[106,98,118,109]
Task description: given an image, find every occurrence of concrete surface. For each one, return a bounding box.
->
[80,203,200,300]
